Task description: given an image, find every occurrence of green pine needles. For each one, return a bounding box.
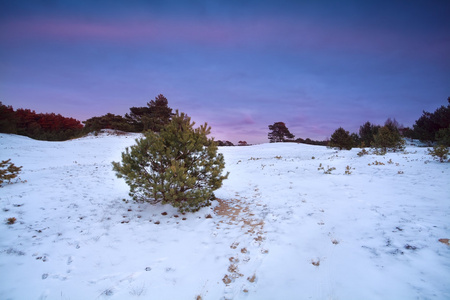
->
[0,159,22,186]
[112,111,229,213]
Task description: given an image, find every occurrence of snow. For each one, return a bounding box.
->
[1,132,449,300]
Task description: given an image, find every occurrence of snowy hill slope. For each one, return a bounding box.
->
[1,133,449,299]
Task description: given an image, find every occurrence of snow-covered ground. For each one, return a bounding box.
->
[1,132,449,300]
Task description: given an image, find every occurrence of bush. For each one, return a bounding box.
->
[0,159,22,186]
[428,145,449,162]
[372,126,405,152]
[357,149,369,157]
[328,127,353,150]
[436,125,450,147]
[112,111,229,213]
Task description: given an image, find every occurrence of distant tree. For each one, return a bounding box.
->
[435,125,450,147]
[0,102,18,134]
[112,111,228,213]
[372,125,405,152]
[125,94,173,132]
[401,127,414,138]
[411,99,450,143]
[268,122,295,143]
[125,106,150,132]
[295,137,328,146]
[384,118,402,133]
[238,141,248,146]
[350,133,361,148]
[359,121,380,147]
[217,140,234,146]
[146,94,173,132]
[329,127,353,150]
[83,113,133,133]
[1,104,83,141]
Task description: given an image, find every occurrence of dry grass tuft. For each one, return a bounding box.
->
[222,275,232,285]
[247,274,256,283]
[312,259,320,267]
[439,238,450,246]
[6,217,17,225]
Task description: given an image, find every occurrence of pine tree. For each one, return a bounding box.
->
[428,145,449,163]
[412,99,450,143]
[0,159,22,186]
[436,125,450,146]
[372,125,405,152]
[359,121,380,147]
[146,94,173,132]
[329,127,353,150]
[125,94,173,132]
[0,102,18,134]
[112,111,229,213]
[268,122,295,143]
[83,113,133,133]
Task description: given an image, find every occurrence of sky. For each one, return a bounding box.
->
[1,0,449,144]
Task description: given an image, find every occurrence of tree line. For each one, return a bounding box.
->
[267,122,327,146]
[82,94,173,134]
[0,94,173,141]
[2,95,449,147]
[0,102,83,141]
[268,97,450,150]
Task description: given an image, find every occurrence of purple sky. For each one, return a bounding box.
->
[1,0,449,144]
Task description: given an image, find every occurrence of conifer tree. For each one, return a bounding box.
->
[329,127,353,150]
[359,121,380,147]
[0,159,22,186]
[112,111,229,213]
[83,113,132,133]
[372,125,405,152]
[125,94,173,132]
[268,122,295,143]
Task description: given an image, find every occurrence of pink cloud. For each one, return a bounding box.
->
[3,15,447,62]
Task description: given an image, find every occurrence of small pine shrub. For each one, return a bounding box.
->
[318,164,335,174]
[344,165,353,175]
[428,145,449,162]
[357,149,369,157]
[0,159,22,186]
[372,148,387,156]
[372,126,405,153]
[325,167,336,174]
[329,127,353,150]
[112,111,229,213]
